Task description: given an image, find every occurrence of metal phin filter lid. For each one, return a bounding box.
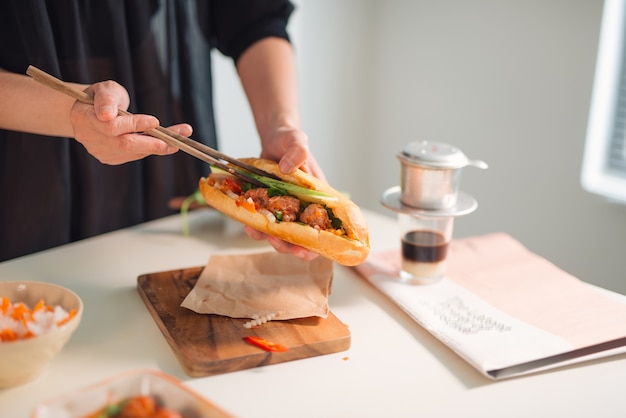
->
[398,141,487,170]
[382,140,487,216]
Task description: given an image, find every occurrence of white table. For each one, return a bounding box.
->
[1,209,624,417]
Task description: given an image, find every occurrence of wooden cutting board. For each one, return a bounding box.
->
[137,266,351,377]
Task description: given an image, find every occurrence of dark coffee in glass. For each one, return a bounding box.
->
[398,214,453,282]
[402,230,448,263]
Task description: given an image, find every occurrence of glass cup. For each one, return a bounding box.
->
[398,213,454,284]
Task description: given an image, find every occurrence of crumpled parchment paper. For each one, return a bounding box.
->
[181,252,334,320]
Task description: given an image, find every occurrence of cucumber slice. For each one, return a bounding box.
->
[210,165,338,204]
[242,170,338,204]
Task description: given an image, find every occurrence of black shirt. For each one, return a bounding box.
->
[0,0,294,261]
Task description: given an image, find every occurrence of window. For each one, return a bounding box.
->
[582,0,626,203]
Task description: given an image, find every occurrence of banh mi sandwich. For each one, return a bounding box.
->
[198,158,370,266]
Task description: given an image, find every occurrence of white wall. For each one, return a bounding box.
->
[214,0,626,294]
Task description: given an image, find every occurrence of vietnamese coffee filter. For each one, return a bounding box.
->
[398,141,487,210]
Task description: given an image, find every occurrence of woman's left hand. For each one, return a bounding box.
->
[244,125,326,261]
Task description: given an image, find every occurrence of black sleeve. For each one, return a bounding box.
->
[198,0,295,63]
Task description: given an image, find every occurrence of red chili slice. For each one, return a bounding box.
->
[243,335,288,352]
[223,177,242,194]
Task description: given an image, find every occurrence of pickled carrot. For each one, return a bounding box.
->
[0,296,75,342]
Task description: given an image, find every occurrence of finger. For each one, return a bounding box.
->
[279,152,327,182]
[89,81,131,122]
[304,157,327,182]
[266,235,319,261]
[166,123,193,138]
[245,227,319,260]
[108,121,191,157]
[118,133,178,157]
[290,246,320,261]
[107,113,160,137]
[244,226,268,241]
[266,235,295,253]
[278,143,308,174]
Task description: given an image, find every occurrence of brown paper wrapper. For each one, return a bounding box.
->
[181,252,333,320]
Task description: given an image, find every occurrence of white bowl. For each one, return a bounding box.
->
[0,281,83,388]
[32,369,233,418]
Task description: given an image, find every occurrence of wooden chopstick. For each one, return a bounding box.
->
[25,65,278,187]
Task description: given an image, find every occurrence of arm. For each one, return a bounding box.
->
[237,37,325,260]
[0,68,187,164]
[236,37,325,180]
[0,69,78,137]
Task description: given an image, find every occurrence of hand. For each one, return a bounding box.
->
[259,126,326,181]
[69,80,190,164]
[244,226,320,261]
[245,125,326,261]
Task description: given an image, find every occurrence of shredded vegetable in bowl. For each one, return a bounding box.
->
[0,296,77,342]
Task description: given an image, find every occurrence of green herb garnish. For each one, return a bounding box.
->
[180,189,207,236]
[329,208,343,230]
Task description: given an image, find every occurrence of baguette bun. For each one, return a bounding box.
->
[198,158,370,266]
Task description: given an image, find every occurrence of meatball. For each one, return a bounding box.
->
[244,188,270,209]
[299,203,331,230]
[268,195,301,222]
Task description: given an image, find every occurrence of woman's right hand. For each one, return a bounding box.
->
[69,80,189,164]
